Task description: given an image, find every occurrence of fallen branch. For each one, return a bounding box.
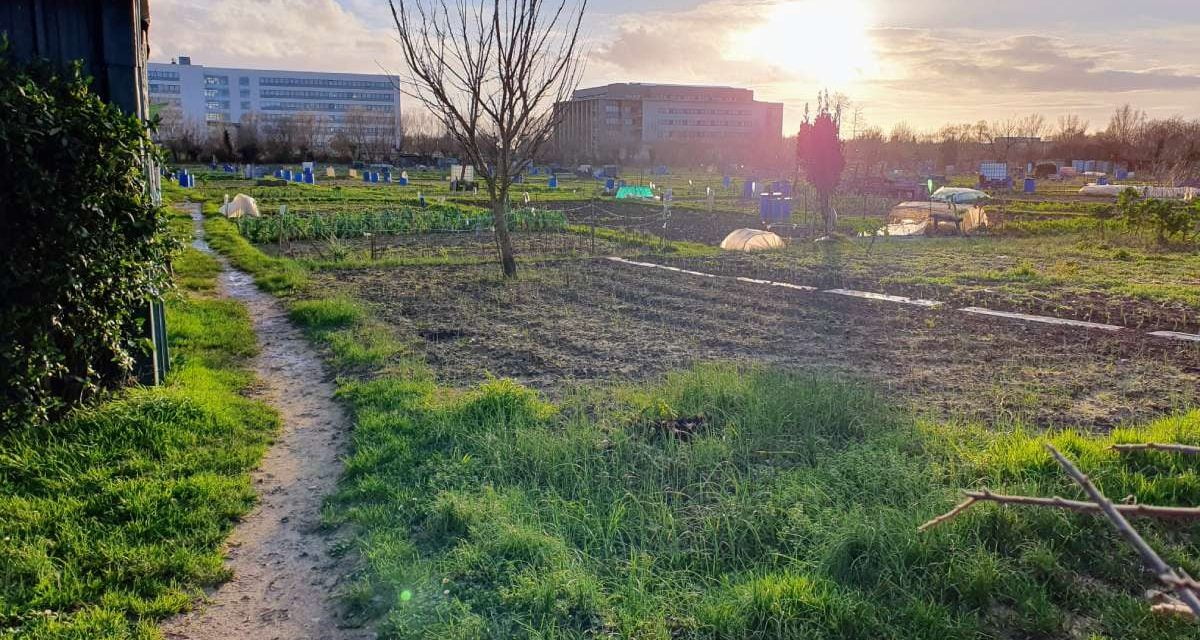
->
[917,496,977,532]
[1046,444,1200,620]
[1112,443,1200,456]
[918,488,1200,532]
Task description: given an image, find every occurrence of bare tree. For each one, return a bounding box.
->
[1103,104,1146,169]
[988,117,1020,163]
[389,0,588,277]
[1052,114,1089,162]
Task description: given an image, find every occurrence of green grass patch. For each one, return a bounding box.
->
[0,237,276,638]
[173,248,221,293]
[204,216,308,293]
[328,362,1200,639]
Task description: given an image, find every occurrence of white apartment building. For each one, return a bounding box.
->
[148,56,401,151]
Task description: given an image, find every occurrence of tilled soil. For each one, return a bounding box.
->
[546,200,761,245]
[324,258,1199,429]
[163,207,370,640]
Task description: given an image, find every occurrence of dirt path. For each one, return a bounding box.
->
[163,205,370,640]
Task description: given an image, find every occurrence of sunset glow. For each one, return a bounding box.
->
[728,0,876,86]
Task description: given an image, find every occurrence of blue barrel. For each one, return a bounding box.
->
[605,178,615,191]
[742,179,756,199]
[1116,169,1128,180]
[1023,178,1036,193]
[398,176,409,186]
[758,194,771,219]
[1097,175,1108,185]
[304,172,315,185]
[371,172,379,183]
[723,176,731,189]
[548,175,558,188]
[362,171,370,182]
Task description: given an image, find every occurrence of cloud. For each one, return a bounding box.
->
[149,0,403,75]
[870,29,1200,93]
[586,0,795,85]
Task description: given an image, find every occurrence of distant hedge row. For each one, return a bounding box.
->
[1,48,175,428]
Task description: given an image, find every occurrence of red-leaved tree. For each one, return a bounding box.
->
[797,91,845,235]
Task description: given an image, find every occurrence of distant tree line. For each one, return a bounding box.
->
[840,104,1200,185]
[152,105,459,164]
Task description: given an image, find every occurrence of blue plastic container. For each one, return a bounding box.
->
[548,175,558,188]
[723,176,731,189]
[1024,178,1036,193]
[398,177,409,186]
[605,178,615,191]
[1097,176,1108,186]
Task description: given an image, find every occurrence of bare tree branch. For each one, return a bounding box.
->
[1046,444,1200,620]
[388,0,587,277]
[919,488,1200,532]
[1112,443,1200,456]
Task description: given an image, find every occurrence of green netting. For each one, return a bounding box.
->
[616,186,654,199]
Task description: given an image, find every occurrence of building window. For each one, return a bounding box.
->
[241,101,252,110]
[148,69,180,81]
[149,83,180,94]
[258,76,393,90]
[240,89,250,98]
[204,88,230,98]
[205,113,226,122]
[258,89,393,102]
[204,75,229,86]
[239,76,250,86]
[259,101,393,113]
[206,100,230,111]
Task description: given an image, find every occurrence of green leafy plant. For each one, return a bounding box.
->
[1117,188,1199,244]
[0,45,176,428]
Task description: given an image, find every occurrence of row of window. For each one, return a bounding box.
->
[662,130,743,139]
[149,83,180,94]
[659,119,751,127]
[658,107,751,116]
[259,89,394,102]
[260,101,393,113]
[206,100,231,111]
[205,88,230,98]
[204,75,229,86]
[258,76,393,90]
[656,93,742,102]
[148,69,180,81]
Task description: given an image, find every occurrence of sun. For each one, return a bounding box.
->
[728,0,876,86]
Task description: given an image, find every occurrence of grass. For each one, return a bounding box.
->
[204,215,308,293]
[197,184,1200,639]
[0,246,277,638]
[327,363,1200,639]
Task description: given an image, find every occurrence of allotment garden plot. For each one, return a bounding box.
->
[318,255,1197,428]
[224,180,1199,429]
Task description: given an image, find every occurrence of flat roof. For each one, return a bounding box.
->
[148,59,396,81]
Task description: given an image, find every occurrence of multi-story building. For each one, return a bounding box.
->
[553,83,784,165]
[148,56,401,153]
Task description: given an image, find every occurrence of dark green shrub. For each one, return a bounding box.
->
[0,48,176,428]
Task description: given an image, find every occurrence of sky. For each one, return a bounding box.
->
[149,0,1200,133]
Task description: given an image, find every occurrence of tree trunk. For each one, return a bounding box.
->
[819,191,834,236]
[492,197,517,277]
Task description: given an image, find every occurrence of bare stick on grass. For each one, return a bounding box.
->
[1112,443,1200,456]
[1046,443,1200,620]
[919,488,1200,532]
